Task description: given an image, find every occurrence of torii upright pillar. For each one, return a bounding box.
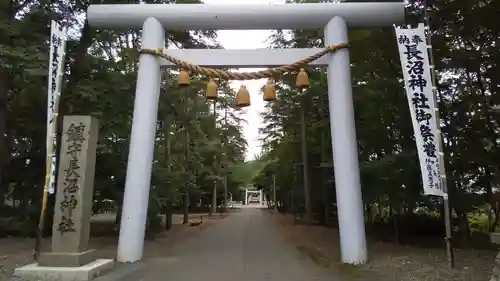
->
[116,17,164,263]
[325,17,367,263]
[87,2,404,264]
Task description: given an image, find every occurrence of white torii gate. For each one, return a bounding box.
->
[87,2,404,265]
[244,189,264,205]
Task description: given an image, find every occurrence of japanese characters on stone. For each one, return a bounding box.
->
[57,122,86,234]
[395,25,445,197]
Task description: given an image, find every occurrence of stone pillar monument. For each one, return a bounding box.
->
[490,233,500,281]
[39,116,99,267]
[15,116,113,281]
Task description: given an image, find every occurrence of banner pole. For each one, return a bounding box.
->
[422,0,455,268]
[34,21,67,261]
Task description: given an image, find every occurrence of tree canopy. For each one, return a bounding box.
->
[0,0,249,236]
[253,0,500,244]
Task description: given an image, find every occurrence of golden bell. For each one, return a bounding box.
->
[263,79,276,102]
[178,69,190,87]
[205,79,217,100]
[235,85,251,108]
[296,68,309,89]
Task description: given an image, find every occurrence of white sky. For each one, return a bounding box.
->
[202,0,286,160]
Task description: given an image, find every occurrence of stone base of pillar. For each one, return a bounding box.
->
[14,259,114,281]
[491,253,500,281]
[38,249,97,267]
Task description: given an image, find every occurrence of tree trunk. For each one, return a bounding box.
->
[115,204,122,225]
[183,192,189,224]
[377,196,383,219]
[210,101,217,215]
[165,202,172,230]
[489,203,500,232]
[365,204,372,223]
[323,171,331,226]
[163,114,173,230]
[0,9,10,208]
[389,205,400,244]
[0,69,7,209]
[300,95,312,225]
[183,128,190,224]
[210,182,217,215]
[456,210,470,247]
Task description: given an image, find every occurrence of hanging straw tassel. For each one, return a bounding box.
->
[296,68,309,89]
[178,69,190,87]
[205,79,217,100]
[263,79,277,102]
[235,85,251,108]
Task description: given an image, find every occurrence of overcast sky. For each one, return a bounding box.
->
[202,0,286,160]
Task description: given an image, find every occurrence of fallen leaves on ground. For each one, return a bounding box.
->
[0,213,226,280]
[273,212,496,281]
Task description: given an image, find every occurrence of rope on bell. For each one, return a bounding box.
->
[139,43,349,81]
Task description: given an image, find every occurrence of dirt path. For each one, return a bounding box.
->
[0,214,223,280]
[113,208,339,281]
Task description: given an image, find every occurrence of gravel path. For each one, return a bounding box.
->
[117,208,338,281]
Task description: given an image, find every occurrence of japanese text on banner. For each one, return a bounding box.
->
[47,21,68,194]
[394,24,445,197]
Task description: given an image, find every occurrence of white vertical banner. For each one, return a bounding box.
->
[47,21,68,194]
[395,23,446,197]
